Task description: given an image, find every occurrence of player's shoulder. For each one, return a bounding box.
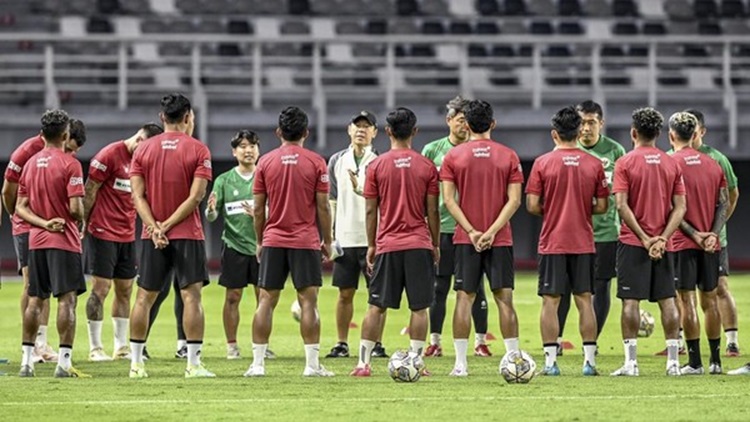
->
[601,135,626,151]
[12,135,44,158]
[422,137,447,154]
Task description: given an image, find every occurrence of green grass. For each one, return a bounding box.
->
[1,273,749,421]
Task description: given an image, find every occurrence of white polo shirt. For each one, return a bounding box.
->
[328,145,378,248]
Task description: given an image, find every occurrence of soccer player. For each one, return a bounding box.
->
[422,96,491,357]
[667,112,728,375]
[326,111,389,359]
[246,106,333,377]
[611,107,686,377]
[206,129,274,360]
[526,106,609,376]
[83,123,164,362]
[3,118,86,363]
[16,109,88,377]
[441,100,523,376]
[350,107,440,377]
[128,93,214,378]
[555,100,626,354]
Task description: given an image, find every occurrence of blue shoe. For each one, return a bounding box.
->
[539,362,561,376]
[582,361,599,376]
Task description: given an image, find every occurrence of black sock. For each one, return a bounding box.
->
[429,275,451,336]
[557,292,571,338]
[686,339,702,368]
[593,278,611,337]
[472,284,489,335]
[709,338,721,365]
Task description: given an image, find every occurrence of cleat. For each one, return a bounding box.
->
[727,363,750,375]
[539,362,561,376]
[582,361,599,376]
[325,342,349,358]
[679,364,704,375]
[726,343,741,357]
[449,367,468,377]
[485,332,497,341]
[55,365,91,378]
[174,345,187,359]
[349,365,371,377]
[666,362,682,376]
[112,346,130,360]
[611,363,639,377]
[654,346,686,356]
[265,349,277,360]
[185,363,216,378]
[243,365,265,377]
[18,365,34,377]
[34,344,58,363]
[88,347,113,362]
[303,365,334,377]
[129,363,148,379]
[561,340,575,350]
[226,345,241,360]
[474,344,492,357]
[423,344,443,357]
[371,342,388,358]
[709,362,722,375]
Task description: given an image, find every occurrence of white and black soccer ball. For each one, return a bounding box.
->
[499,350,536,384]
[638,309,655,337]
[290,300,302,322]
[388,350,424,382]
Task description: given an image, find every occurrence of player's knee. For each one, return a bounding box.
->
[225,288,242,305]
[338,288,356,303]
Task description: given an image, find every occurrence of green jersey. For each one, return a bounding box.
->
[578,134,627,242]
[211,167,257,256]
[698,144,738,247]
[422,136,458,234]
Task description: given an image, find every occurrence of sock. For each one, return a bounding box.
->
[475,333,486,346]
[666,339,680,364]
[36,325,48,347]
[726,329,738,345]
[304,344,320,369]
[177,339,187,351]
[409,340,425,356]
[88,320,104,350]
[556,336,563,346]
[58,345,72,370]
[187,341,202,367]
[583,341,597,367]
[227,340,238,349]
[130,340,145,365]
[686,338,702,368]
[358,339,375,367]
[252,343,268,368]
[21,343,34,367]
[709,338,722,365]
[430,333,441,346]
[543,343,558,367]
[113,318,129,350]
[624,338,637,363]
[678,328,685,348]
[504,337,520,353]
[454,339,468,369]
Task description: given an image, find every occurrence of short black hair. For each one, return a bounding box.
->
[161,93,192,124]
[632,107,663,141]
[40,109,70,142]
[576,100,604,120]
[669,112,698,142]
[446,95,470,118]
[385,107,417,140]
[69,118,86,147]
[683,108,705,128]
[231,129,260,148]
[464,100,494,133]
[141,123,164,139]
[552,106,582,142]
[278,106,308,141]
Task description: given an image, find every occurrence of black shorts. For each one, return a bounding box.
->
[13,233,29,274]
[595,241,617,280]
[332,247,369,289]
[258,247,322,290]
[437,233,455,277]
[719,247,729,277]
[537,254,595,296]
[28,249,86,299]
[616,242,676,302]
[218,244,258,289]
[369,249,434,311]
[674,249,720,292]
[138,239,209,292]
[454,245,514,293]
[85,236,137,280]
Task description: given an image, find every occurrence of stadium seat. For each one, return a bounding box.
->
[491,45,515,57]
[86,16,114,34]
[724,19,750,34]
[694,0,719,18]
[613,0,639,16]
[504,0,527,15]
[280,20,310,35]
[683,44,710,56]
[612,21,639,35]
[468,43,488,57]
[558,21,584,35]
[421,0,449,15]
[365,19,388,34]
[98,0,120,14]
[288,0,310,15]
[663,0,694,21]
[528,0,555,16]
[558,0,583,16]
[422,20,446,35]
[529,21,554,35]
[636,0,665,18]
[63,0,97,15]
[546,45,572,57]
[699,21,723,35]
[227,19,252,34]
[475,0,500,15]
[475,21,499,34]
[195,19,224,34]
[721,0,746,17]
[390,18,420,35]
[643,21,667,35]
[396,0,420,15]
[335,21,363,35]
[450,21,473,34]
[601,45,626,56]
[584,0,611,16]
[669,21,698,35]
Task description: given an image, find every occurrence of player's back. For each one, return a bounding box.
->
[88,141,136,241]
[6,135,46,236]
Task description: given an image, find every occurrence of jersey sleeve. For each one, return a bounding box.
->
[88,149,112,184]
[67,159,85,198]
[594,164,610,198]
[194,145,213,181]
[421,143,434,161]
[328,152,339,200]
[439,151,455,182]
[253,160,266,195]
[673,165,686,196]
[427,163,440,196]
[17,166,29,197]
[363,162,378,199]
[612,159,629,194]
[525,159,543,195]
[315,157,330,194]
[716,153,738,190]
[130,148,145,177]
[509,152,525,184]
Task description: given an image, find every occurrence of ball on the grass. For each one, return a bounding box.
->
[388,350,424,382]
[291,300,301,322]
[638,309,655,337]
[499,350,536,384]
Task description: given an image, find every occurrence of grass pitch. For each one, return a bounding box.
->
[1,273,749,421]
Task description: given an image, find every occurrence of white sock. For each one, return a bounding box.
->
[130,341,144,365]
[544,344,557,367]
[112,318,129,350]
[88,320,103,350]
[177,339,187,350]
[227,341,238,349]
[252,343,268,368]
[58,346,72,370]
[556,336,563,345]
[624,338,637,363]
[583,342,597,367]
[666,339,680,363]
[475,333,486,346]
[22,344,34,367]
[358,339,376,367]
[454,339,469,369]
[678,328,685,348]
[36,325,48,347]
[430,333,441,346]
[504,337,520,353]
[726,329,739,345]
[304,344,320,369]
[409,340,426,356]
[187,342,202,367]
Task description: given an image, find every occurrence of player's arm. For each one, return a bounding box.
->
[205,181,222,222]
[15,196,64,232]
[2,179,18,216]
[161,177,208,233]
[711,187,730,235]
[426,193,440,247]
[442,180,480,235]
[69,195,84,223]
[253,192,267,255]
[659,194,686,240]
[328,155,338,239]
[615,192,651,244]
[727,187,739,221]
[592,197,608,215]
[82,179,102,223]
[365,197,378,248]
[131,174,158,231]
[486,183,522,236]
[525,193,543,216]
[316,191,333,248]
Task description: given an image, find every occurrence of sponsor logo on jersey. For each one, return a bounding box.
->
[161,139,180,150]
[321,174,329,183]
[644,154,661,165]
[562,155,581,166]
[69,176,84,186]
[113,178,131,193]
[394,157,412,169]
[203,159,212,169]
[472,146,491,158]
[225,200,251,216]
[281,153,299,165]
[91,159,107,172]
[683,154,702,166]
[36,157,51,168]
[7,161,21,173]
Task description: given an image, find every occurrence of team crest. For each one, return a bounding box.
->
[600,157,610,168]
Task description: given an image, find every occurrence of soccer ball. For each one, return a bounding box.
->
[290,300,301,322]
[388,350,424,382]
[638,309,655,337]
[499,350,536,384]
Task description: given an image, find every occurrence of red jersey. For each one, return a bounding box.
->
[5,135,45,236]
[88,141,137,242]
[440,139,524,247]
[612,146,686,248]
[253,144,329,249]
[364,149,439,253]
[670,148,727,251]
[526,148,609,254]
[130,132,212,240]
[18,148,84,253]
